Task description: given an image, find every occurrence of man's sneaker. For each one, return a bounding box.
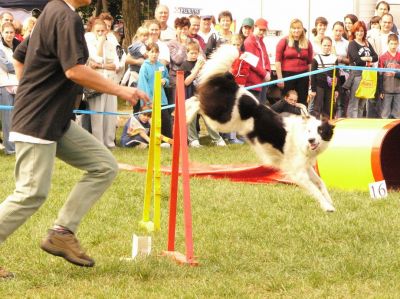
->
[214,138,226,147]
[0,267,14,279]
[189,140,202,148]
[40,229,95,267]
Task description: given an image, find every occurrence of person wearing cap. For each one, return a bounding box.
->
[238,17,254,47]
[199,13,215,44]
[243,18,271,104]
[275,19,313,106]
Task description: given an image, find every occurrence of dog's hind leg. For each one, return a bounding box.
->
[289,170,335,212]
[185,96,200,124]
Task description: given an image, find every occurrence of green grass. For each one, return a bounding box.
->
[1,141,400,298]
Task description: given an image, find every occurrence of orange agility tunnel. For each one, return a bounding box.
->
[317,119,400,190]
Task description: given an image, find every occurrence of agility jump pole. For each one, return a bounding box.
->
[139,71,162,232]
[329,66,337,120]
[162,71,198,266]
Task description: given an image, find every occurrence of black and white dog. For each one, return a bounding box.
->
[186,45,336,212]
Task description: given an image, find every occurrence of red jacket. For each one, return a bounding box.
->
[231,51,251,86]
[243,34,271,91]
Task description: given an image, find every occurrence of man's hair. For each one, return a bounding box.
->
[285,90,298,98]
[0,11,13,20]
[388,33,398,43]
[189,15,201,21]
[380,13,393,22]
[218,10,232,22]
[186,40,200,52]
[376,1,390,11]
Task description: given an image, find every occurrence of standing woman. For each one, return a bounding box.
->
[238,17,254,49]
[167,17,191,106]
[275,19,313,106]
[331,21,350,117]
[205,10,233,58]
[346,21,378,118]
[85,19,122,148]
[311,17,328,55]
[343,14,358,40]
[0,23,19,154]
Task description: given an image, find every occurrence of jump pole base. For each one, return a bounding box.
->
[139,220,156,233]
[161,250,199,266]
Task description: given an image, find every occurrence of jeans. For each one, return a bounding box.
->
[347,76,367,118]
[0,87,15,154]
[381,93,400,118]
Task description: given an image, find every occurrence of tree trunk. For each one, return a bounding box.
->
[122,0,141,48]
[95,0,102,16]
[102,0,109,12]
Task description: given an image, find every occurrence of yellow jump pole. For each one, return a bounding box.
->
[139,71,162,232]
[329,66,337,120]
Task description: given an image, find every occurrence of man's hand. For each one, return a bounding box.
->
[118,86,150,106]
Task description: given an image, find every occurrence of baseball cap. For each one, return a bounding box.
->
[255,18,268,30]
[201,10,213,20]
[242,17,254,27]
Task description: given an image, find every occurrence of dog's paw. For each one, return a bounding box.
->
[321,201,336,213]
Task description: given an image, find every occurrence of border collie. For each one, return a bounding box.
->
[186,45,336,212]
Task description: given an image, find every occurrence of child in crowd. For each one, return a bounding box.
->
[378,33,400,119]
[271,90,307,115]
[126,26,149,87]
[120,106,152,148]
[367,16,381,39]
[230,34,250,87]
[137,42,172,139]
[223,33,251,144]
[180,41,225,147]
[309,36,339,118]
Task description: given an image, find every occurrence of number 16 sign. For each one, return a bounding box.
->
[369,180,388,199]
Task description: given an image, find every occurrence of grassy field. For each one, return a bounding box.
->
[1,139,400,298]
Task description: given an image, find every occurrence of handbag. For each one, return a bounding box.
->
[83,87,101,100]
[355,69,377,99]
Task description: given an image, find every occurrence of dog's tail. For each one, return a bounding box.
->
[185,96,200,124]
[198,44,239,84]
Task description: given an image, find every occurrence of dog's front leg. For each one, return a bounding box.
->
[307,167,333,205]
[289,171,335,212]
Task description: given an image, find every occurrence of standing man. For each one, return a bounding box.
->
[199,13,215,44]
[0,11,14,27]
[0,0,149,278]
[188,15,206,51]
[367,13,395,118]
[155,4,176,42]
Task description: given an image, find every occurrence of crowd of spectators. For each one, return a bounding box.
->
[1,1,400,152]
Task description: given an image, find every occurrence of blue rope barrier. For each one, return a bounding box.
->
[1,65,399,115]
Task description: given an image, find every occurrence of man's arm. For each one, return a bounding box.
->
[65,64,150,105]
[12,59,24,80]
